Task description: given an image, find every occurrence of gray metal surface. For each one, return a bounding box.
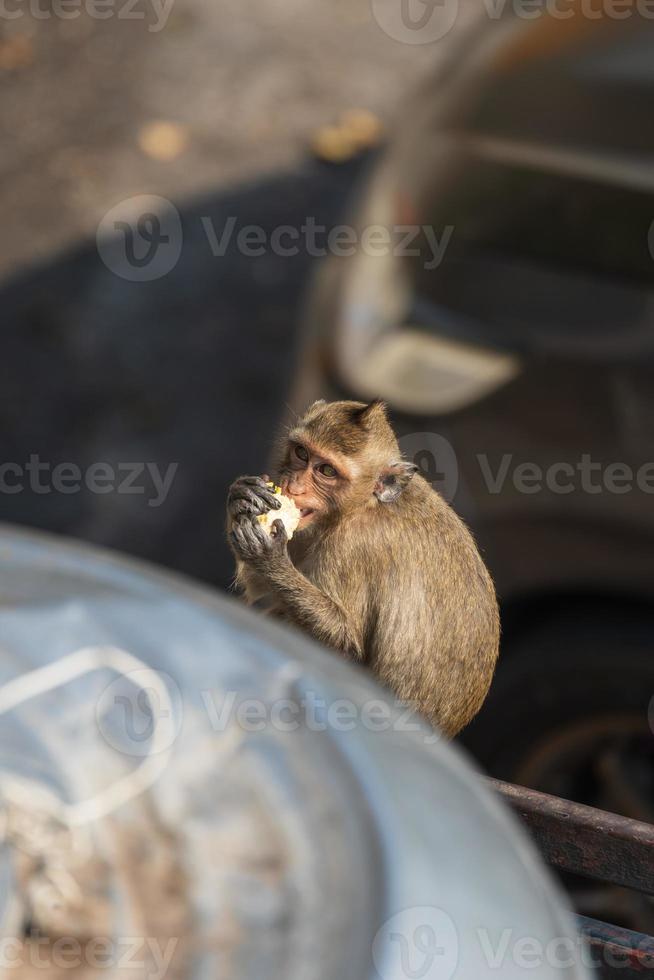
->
[0,525,590,980]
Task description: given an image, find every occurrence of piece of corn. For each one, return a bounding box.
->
[256,484,301,540]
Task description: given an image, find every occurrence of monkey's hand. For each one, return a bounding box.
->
[227,475,281,524]
[230,517,289,573]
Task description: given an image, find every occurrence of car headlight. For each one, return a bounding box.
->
[334,244,521,416]
[331,166,521,416]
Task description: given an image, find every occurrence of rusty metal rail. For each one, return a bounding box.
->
[578,916,654,978]
[489,778,654,895]
[489,779,654,979]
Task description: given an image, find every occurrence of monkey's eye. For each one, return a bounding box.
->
[318,463,338,478]
[294,445,309,462]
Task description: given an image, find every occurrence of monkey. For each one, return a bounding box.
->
[226,399,500,737]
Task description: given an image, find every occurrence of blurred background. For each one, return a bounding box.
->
[2,0,654,934]
[0,0,445,583]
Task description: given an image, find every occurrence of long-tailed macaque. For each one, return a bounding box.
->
[227,399,499,737]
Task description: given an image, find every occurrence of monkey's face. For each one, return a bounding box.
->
[279,439,350,530]
[278,400,403,529]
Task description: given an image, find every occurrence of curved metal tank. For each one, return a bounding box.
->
[0,525,590,980]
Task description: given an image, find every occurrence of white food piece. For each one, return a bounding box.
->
[257,487,301,540]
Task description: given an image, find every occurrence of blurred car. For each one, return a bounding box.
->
[289,11,654,926]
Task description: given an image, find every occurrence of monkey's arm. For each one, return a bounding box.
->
[232,559,271,604]
[229,520,364,659]
[265,560,364,659]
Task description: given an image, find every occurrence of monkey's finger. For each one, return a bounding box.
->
[229,486,280,511]
[229,528,246,557]
[246,476,283,508]
[231,523,246,545]
[234,477,281,501]
[228,477,277,503]
[228,477,254,498]
[227,488,249,508]
[250,489,282,512]
[228,484,263,501]
[270,519,288,546]
[233,532,259,565]
[234,521,256,547]
[228,499,253,518]
[240,520,270,552]
[257,489,283,510]
[230,475,262,486]
[252,521,272,550]
[252,481,283,508]
[236,519,257,545]
[235,475,276,491]
[238,520,270,557]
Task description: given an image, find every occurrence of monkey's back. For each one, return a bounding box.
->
[320,475,500,737]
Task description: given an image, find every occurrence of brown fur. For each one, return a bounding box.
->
[227,400,500,737]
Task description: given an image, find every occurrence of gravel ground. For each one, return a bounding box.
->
[0,0,445,278]
[0,0,464,585]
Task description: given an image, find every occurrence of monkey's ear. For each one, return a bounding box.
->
[374,460,418,503]
[352,399,387,428]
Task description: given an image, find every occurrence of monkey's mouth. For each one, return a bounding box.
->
[298,508,315,523]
